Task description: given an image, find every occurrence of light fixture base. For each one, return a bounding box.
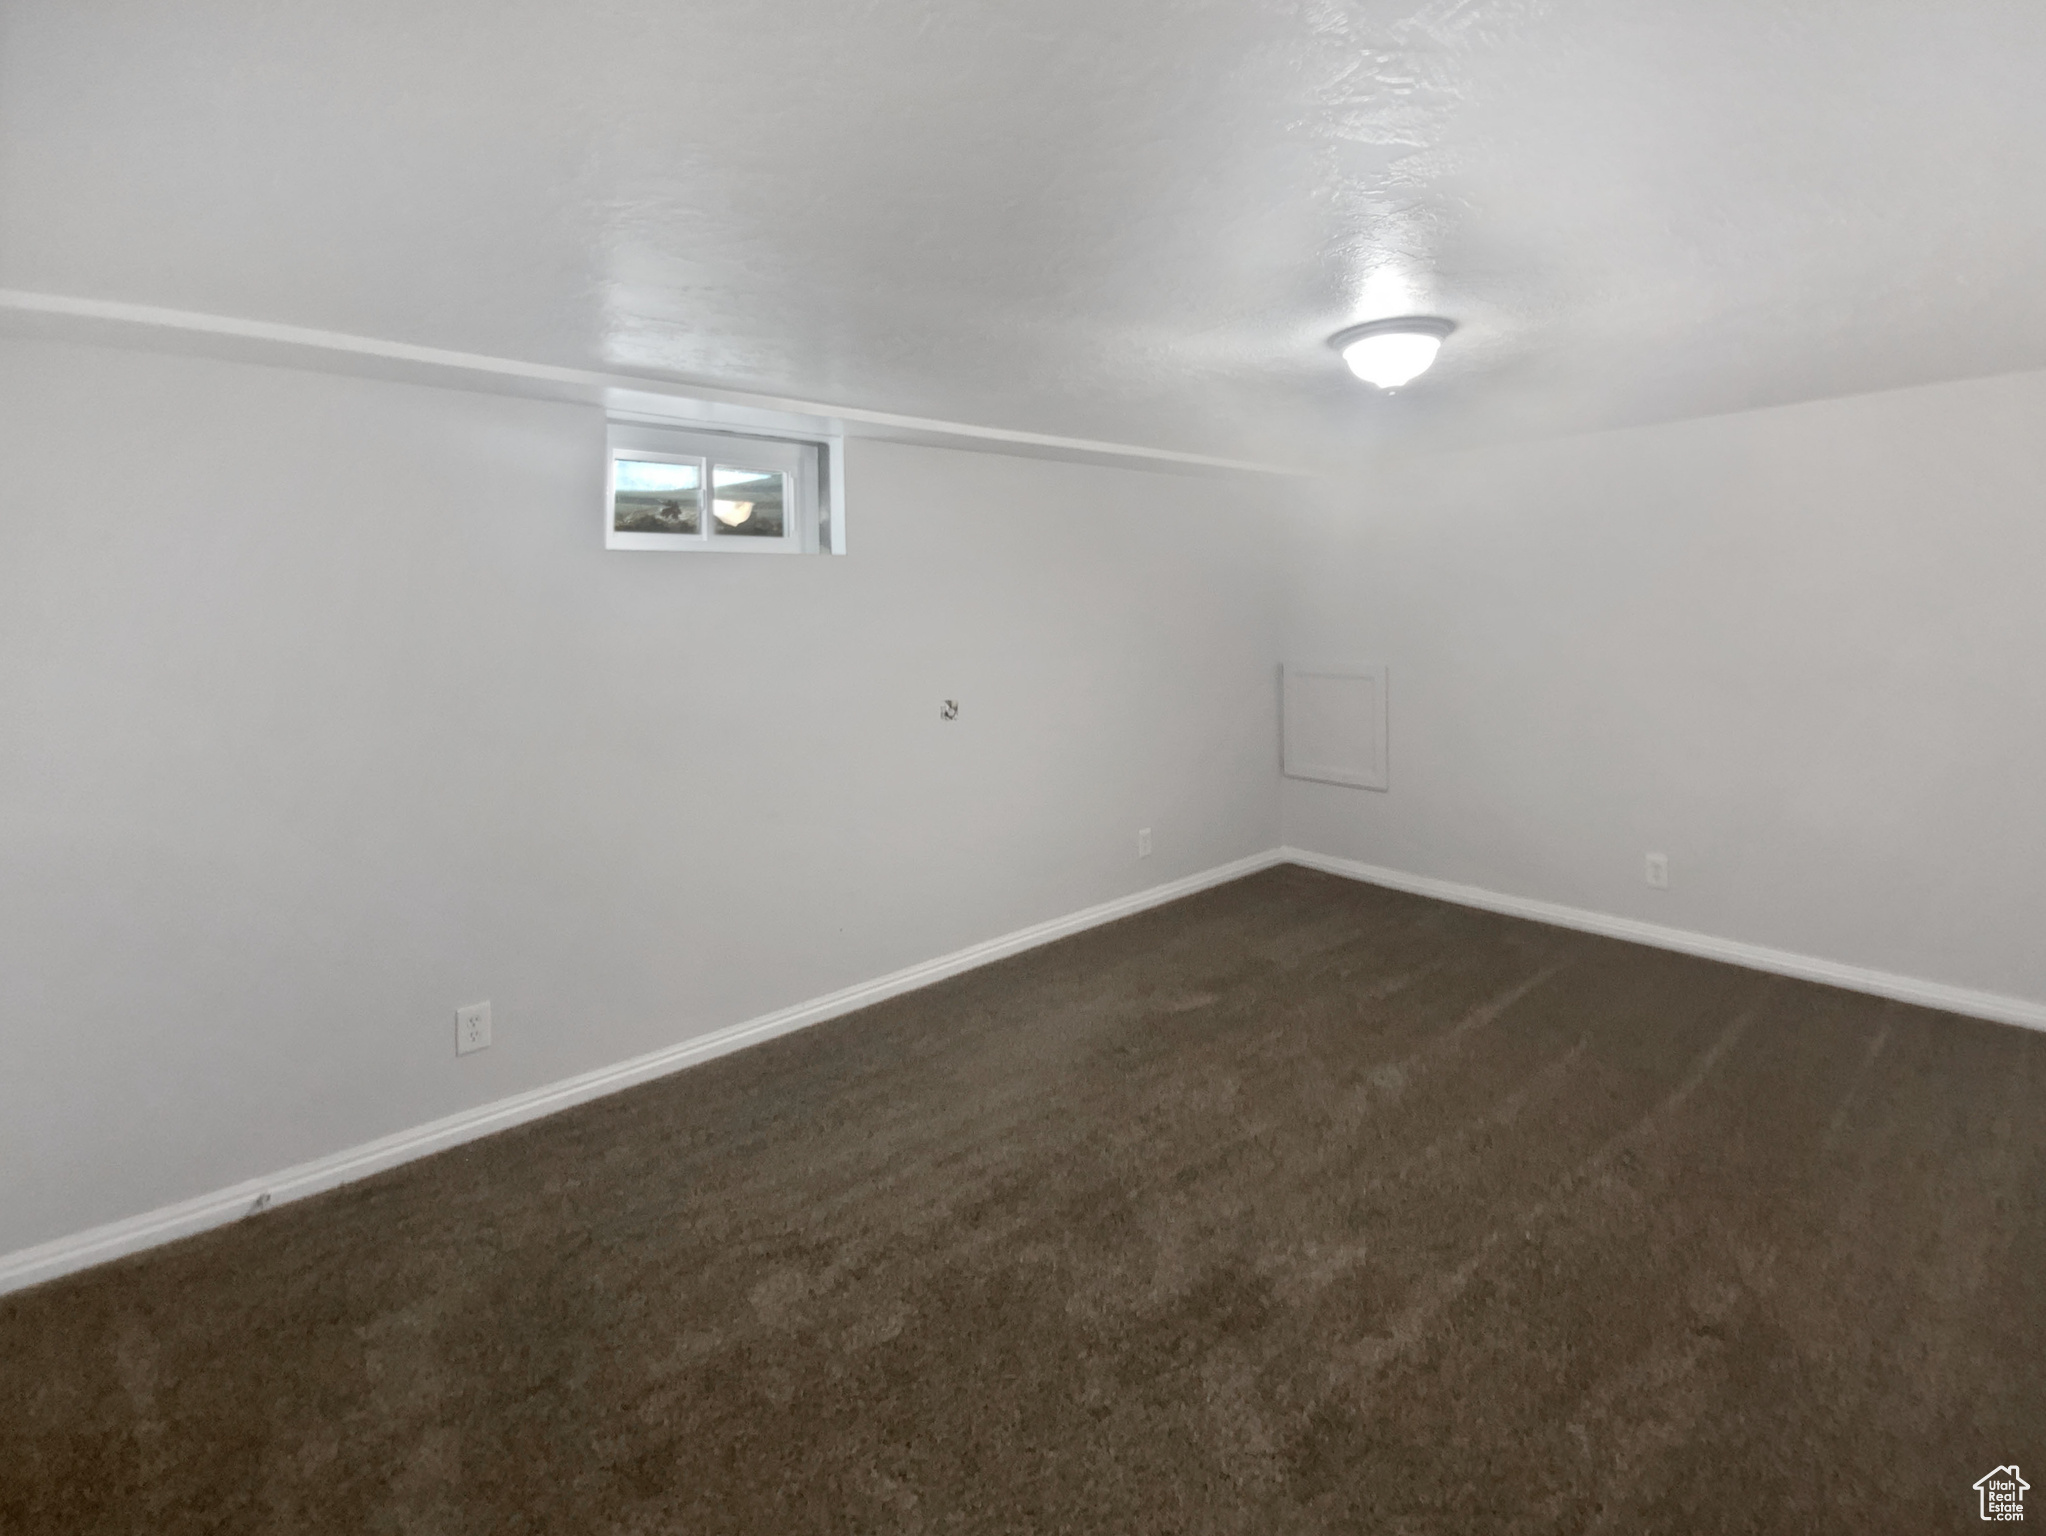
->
[1327,315,1456,352]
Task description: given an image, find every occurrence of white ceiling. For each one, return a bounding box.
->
[5,0,2045,468]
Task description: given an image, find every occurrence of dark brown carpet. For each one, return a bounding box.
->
[4,866,2042,1533]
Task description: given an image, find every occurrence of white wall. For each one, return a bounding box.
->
[22,330,2041,1267]
[1284,367,2046,1009]
[0,336,1282,1256]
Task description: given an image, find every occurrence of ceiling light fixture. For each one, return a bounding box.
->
[1329,316,1456,390]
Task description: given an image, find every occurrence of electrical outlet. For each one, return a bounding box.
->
[1137,827,1153,858]
[1645,853,1669,889]
[456,1001,492,1055]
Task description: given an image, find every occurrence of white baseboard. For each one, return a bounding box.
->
[17,842,2032,1298]
[0,849,1284,1297]
[1281,846,2046,1034]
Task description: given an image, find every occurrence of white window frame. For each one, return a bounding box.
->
[605,422,842,554]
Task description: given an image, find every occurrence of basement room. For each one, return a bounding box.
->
[1,1,2041,1530]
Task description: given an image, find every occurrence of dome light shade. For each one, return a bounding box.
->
[1330,316,1456,390]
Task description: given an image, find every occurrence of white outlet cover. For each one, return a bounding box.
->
[456,1001,492,1055]
[1645,853,1669,889]
[1137,828,1153,857]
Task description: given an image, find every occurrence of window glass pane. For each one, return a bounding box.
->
[614,458,702,534]
[711,466,788,538]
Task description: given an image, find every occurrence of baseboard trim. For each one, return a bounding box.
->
[1281,846,2046,1034]
[0,849,1284,1297]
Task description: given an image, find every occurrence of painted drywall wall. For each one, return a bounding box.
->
[0,335,1282,1256]
[1283,367,2046,1008]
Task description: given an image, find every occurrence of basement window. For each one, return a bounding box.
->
[606,422,842,554]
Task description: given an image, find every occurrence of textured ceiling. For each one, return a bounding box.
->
[4,0,2045,466]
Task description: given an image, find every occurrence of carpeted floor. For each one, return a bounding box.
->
[3,865,2041,1533]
